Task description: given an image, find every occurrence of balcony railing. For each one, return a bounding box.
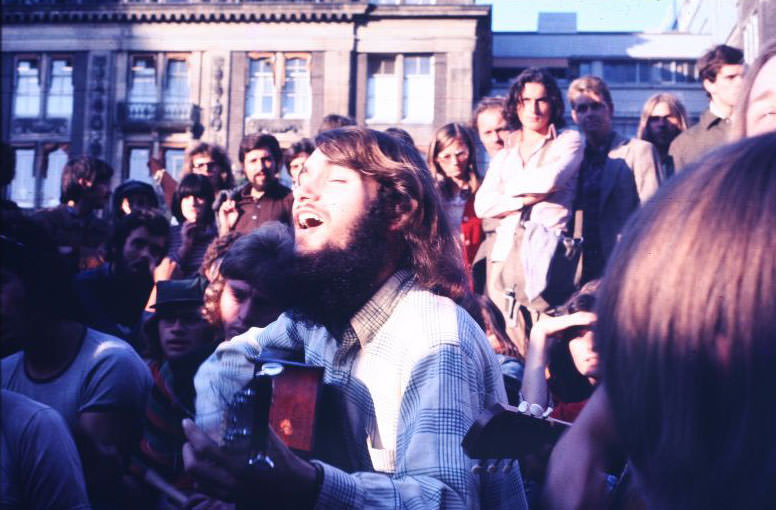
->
[119,101,191,121]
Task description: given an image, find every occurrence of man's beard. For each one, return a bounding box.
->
[289,199,394,333]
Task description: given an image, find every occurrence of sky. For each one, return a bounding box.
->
[476,0,675,33]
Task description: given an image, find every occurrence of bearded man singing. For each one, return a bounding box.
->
[185,127,528,510]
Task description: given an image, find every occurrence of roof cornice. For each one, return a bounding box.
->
[1,3,371,25]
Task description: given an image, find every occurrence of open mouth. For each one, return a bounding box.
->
[297,212,324,230]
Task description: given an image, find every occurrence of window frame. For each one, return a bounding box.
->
[365,53,435,125]
[12,53,75,122]
[244,51,312,123]
[127,52,192,122]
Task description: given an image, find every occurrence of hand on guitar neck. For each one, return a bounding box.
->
[182,418,319,508]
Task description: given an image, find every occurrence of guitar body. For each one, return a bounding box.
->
[266,360,324,456]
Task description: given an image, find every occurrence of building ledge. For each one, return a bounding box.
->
[1,3,371,24]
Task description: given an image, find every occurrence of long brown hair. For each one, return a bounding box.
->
[598,133,776,509]
[315,127,470,303]
[426,123,481,200]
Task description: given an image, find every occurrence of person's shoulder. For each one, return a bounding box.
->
[74,262,110,282]
[83,328,147,367]
[556,127,583,142]
[394,287,485,350]
[1,389,62,429]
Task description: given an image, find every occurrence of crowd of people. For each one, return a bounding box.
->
[1,39,775,510]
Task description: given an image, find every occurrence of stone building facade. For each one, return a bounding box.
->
[1,0,491,208]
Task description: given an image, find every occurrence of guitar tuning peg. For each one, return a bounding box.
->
[486,461,498,473]
[472,460,485,474]
[503,459,516,472]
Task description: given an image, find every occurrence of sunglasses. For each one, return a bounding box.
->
[574,102,607,114]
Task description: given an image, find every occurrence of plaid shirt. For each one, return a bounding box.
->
[195,270,527,509]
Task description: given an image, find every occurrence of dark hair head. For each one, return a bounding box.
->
[171,173,216,224]
[426,123,481,199]
[238,133,283,170]
[111,180,158,221]
[0,211,74,319]
[384,127,416,148]
[698,44,744,83]
[0,142,15,188]
[472,96,507,131]
[599,132,776,509]
[547,279,600,403]
[314,127,470,304]
[60,156,114,204]
[505,68,566,131]
[318,113,356,134]
[284,138,316,168]
[199,232,243,329]
[183,142,233,190]
[219,222,294,306]
[105,209,170,263]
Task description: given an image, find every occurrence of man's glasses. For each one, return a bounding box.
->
[574,102,607,114]
[193,160,218,170]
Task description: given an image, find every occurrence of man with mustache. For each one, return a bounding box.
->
[73,209,169,343]
[567,76,661,284]
[186,127,528,509]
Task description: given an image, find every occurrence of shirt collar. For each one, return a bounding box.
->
[349,269,415,348]
[708,101,729,122]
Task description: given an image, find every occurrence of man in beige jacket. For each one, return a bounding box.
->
[568,76,661,283]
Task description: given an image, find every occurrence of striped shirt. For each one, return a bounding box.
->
[195,270,528,510]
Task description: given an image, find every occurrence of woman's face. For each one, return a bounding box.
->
[746,56,776,137]
[568,329,599,380]
[435,138,470,181]
[181,194,208,223]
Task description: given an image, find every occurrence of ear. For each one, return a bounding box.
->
[388,198,418,232]
[702,78,715,96]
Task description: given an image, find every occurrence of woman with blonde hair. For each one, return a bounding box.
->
[637,93,688,179]
[427,122,483,269]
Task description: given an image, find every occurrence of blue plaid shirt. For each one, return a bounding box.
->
[195,270,527,509]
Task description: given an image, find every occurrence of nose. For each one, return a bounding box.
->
[532,100,541,115]
[294,171,319,203]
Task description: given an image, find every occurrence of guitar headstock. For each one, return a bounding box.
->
[221,361,284,469]
[463,403,571,478]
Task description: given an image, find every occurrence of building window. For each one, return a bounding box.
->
[128,147,152,183]
[595,59,698,85]
[7,144,69,209]
[125,145,185,183]
[14,59,42,118]
[244,53,311,124]
[127,54,191,122]
[46,58,74,119]
[367,54,434,124]
[246,57,276,118]
[163,59,190,120]
[41,146,68,208]
[403,55,433,123]
[367,56,397,122]
[13,55,74,121]
[9,148,36,208]
[282,57,311,119]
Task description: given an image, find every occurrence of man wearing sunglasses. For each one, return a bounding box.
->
[567,76,661,284]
